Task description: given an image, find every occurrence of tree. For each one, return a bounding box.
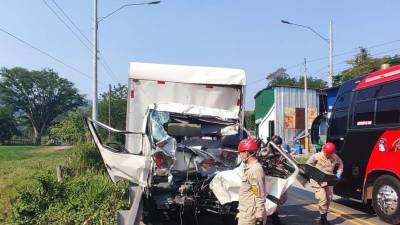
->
[297,76,328,89]
[266,68,297,87]
[266,67,327,89]
[0,67,85,145]
[98,84,128,130]
[334,48,393,85]
[244,111,256,131]
[0,106,18,143]
[49,109,90,145]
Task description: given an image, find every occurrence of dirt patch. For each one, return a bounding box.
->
[48,146,73,152]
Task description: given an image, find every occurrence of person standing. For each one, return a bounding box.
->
[307,142,343,225]
[237,137,266,225]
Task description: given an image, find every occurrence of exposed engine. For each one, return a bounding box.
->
[143,110,296,222]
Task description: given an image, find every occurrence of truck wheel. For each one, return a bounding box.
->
[372,175,400,224]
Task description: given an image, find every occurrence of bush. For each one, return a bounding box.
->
[12,171,128,225]
[12,144,128,225]
[49,110,90,145]
[66,144,105,175]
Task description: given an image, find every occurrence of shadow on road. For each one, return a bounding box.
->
[286,186,378,224]
[276,203,346,225]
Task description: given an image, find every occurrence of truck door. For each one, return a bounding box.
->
[86,118,150,186]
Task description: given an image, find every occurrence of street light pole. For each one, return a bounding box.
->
[328,20,333,87]
[92,0,161,121]
[92,0,98,121]
[281,19,334,87]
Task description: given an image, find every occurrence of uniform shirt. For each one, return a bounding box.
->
[238,160,266,219]
[307,152,344,174]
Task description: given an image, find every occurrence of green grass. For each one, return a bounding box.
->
[0,145,70,223]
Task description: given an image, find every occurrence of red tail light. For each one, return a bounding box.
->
[130,90,135,98]
[237,99,241,106]
[157,80,166,84]
[152,151,173,169]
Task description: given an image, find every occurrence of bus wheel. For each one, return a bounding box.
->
[372,175,400,224]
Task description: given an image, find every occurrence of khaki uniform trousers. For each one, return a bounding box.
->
[238,205,257,225]
[315,185,333,214]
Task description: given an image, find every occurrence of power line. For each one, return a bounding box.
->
[50,0,121,83]
[42,0,92,52]
[310,46,400,80]
[0,26,106,85]
[247,45,400,86]
[99,56,121,83]
[43,0,121,83]
[50,0,92,45]
[284,39,400,71]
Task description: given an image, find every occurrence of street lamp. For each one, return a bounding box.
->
[281,19,333,88]
[92,0,161,121]
[281,20,333,154]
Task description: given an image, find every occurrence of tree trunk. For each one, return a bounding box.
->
[33,126,42,145]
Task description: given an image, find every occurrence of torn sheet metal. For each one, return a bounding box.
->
[210,165,297,215]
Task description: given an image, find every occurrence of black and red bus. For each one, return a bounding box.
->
[311,65,400,224]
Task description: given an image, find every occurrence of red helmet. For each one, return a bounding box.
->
[238,137,258,153]
[322,142,336,155]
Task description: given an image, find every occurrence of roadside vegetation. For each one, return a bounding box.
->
[0,146,69,223]
[0,67,129,224]
[0,145,128,225]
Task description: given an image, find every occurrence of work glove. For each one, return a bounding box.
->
[255,218,263,225]
[336,172,342,179]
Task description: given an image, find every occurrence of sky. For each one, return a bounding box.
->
[1,0,400,110]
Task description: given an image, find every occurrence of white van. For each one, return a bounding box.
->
[86,62,298,224]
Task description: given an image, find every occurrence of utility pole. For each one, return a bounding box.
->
[328,20,333,88]
[92,0,98,121]
[108,84,111,140]
[92,1,160,121]
[304,58,309,155]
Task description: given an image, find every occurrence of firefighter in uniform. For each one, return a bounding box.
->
[307,142,343,225]
[237,137,266,225]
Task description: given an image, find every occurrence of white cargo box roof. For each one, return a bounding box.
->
[129,62,246,85]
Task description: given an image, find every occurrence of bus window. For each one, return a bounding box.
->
[378,80,400,97]
[376,96,400,125]
[356,86,381,101]
[335,92,351,110]
[329,110,348,137]
[353,100,375,126]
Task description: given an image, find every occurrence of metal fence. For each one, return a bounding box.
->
[1,137,53,145]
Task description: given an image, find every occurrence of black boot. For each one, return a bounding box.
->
[270,212,285,225]
[318,213,331,225]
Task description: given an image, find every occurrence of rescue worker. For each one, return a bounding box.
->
[237,137,266,225]
[307,142,343,225]
[267,135,286,225]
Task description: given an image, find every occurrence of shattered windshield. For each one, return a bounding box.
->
[148,109,241,177]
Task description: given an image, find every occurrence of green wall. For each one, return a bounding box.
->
[254,88,274,121]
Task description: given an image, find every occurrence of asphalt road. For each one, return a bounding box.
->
[272,182,389,225]
[143,182,388,225]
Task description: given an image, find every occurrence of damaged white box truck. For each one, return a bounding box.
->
[86,62,299,225]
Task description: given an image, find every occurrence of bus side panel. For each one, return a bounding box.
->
[333,130,383,199]
[365,130,400,180]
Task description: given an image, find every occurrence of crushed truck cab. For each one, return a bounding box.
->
[86,62,298,224]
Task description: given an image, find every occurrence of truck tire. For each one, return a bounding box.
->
[372,175,400,224]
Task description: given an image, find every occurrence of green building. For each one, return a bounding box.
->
[254,86,319,145]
